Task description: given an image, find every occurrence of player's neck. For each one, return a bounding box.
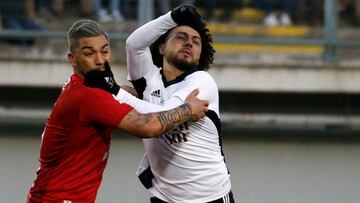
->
[163,64,184,81]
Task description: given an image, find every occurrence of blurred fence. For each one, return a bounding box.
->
[0,0,359,64]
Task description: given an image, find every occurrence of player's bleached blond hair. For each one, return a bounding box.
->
[67,19,109,52]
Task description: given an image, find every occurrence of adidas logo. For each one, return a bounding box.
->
[151,89,161,97]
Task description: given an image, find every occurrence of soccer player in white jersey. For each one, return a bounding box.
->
[125,5,235,203]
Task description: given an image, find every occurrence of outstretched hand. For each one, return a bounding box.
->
[171,5,202,26]
[84,62,120,95]
[185,89,209,121]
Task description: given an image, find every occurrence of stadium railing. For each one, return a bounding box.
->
[0,0,352,64]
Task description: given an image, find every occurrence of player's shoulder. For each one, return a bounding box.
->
[186,70,216,84]
[84,87,114,100]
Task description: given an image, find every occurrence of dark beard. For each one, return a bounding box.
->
[165,52,198,71]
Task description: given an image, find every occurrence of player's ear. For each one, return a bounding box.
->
[67,52,76,67]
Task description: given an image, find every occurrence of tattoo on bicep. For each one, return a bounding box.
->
[157,103,192,131]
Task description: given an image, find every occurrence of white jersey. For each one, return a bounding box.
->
[125,12,232,203]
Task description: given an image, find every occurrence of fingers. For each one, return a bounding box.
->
[104,61,114,76]
[194,101,208,121]
[202,105,208,118]
[190,89,199,97]
[185,89,210,121]
[200,98,209,115]
[85,69,105,82]
[203,100,209,107]
[185,89,199,102]
[104,61,111,71]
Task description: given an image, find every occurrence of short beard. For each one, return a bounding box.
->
[165,52,198,71]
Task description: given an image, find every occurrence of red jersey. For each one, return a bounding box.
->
[27,74,133,203]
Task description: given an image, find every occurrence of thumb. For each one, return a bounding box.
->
[190,89,199,97]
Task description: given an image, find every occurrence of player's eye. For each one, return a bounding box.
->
[193,40,200,45]
[175,33,187,40]
[176,36,185,40]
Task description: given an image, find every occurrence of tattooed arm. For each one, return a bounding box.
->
[118,89,208,138]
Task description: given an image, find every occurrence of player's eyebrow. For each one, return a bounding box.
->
[175,31,200,40]
[81,43,109,50]
[176,31,198,37]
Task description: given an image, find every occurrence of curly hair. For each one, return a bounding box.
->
[150,21,215,71]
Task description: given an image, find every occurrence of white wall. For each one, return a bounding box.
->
[2,61,360,93]
[1,133,360,203]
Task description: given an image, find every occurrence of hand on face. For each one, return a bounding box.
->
[68,35,111,78]
[84,62,120,95]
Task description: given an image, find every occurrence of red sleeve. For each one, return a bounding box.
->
[80,88,133,128]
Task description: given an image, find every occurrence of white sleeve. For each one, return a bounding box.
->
[115,73,219,115]
[125,11,177,81]
[115,88,183,113]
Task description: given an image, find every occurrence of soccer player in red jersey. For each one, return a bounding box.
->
[27,19,208,203]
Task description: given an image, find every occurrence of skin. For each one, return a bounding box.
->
[68,35,110,78]
[67,34,208,138]
[159,25,202,81]
[119,90,203,138]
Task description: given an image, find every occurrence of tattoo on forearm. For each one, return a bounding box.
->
[157,103,192,131]
[126,110,153,128]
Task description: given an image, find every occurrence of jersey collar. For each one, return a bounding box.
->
[160,67,203,88]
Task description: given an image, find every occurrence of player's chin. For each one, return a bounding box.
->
[178,56,193,64]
